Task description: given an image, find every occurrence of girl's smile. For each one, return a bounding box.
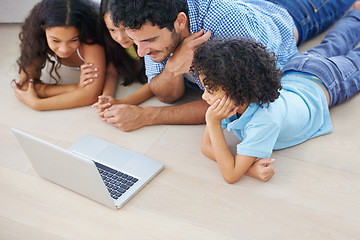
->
[45,26,80,58]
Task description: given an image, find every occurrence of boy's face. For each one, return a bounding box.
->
[200,75,226,106]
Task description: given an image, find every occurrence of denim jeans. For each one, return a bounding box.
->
[270,0,355,45]
[282,10,360,107]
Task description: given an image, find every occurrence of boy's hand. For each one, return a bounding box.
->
[78,63,98,88]
[246,159,275,182]
[206,96,238,124]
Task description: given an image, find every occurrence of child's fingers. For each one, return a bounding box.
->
[258,158,275,167]
[226,106,238,118]
[82,78,94,86]
[80,63,94,71]
[82,71,98,80]
[27,79,36,93]
[98,102,112,110]
[209,98,221,110]
[98,95,110,103]
[92,102,99,108]
[216,96,236,115]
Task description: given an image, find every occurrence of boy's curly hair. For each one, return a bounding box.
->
[191,38,282,107]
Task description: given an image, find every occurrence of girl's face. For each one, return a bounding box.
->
[45,26,80,58]
[104,13,134,49]
[199,75,227,105]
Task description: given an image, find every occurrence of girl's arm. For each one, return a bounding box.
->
[118,83,153,105]
[17,61,96,98]
[34,62,99,98]
[102,62,119,97]
[93,82,154,114]
[15,43,106,111]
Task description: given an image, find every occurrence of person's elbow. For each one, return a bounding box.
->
[155,90,184,104]
[81,86,103,105]
[222,172,243,184]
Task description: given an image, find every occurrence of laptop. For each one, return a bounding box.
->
[12,128,164,209]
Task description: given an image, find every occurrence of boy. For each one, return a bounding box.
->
[191,8,360,184]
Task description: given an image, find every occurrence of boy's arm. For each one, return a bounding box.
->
[206,120,256,183]
[201,126,215,160]
[245,158,275,182]
[202,125,275,182]
[204,96,276,183]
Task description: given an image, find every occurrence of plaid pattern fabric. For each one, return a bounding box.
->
[145,0,298,89]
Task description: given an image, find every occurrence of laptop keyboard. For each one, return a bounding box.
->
[94,162,138,200]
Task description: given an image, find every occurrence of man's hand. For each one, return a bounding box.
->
[165,29,212,76]
[102,104,146,132]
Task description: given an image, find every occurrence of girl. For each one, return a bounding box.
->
[13,0,106,111]
[92,0,153,115]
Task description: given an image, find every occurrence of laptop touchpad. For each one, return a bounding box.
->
[95,145,133,168]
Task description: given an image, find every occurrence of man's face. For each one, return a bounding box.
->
[126,22,181,63]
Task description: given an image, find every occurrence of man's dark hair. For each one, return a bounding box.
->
[191,38,282,107]
[109,0,188,31]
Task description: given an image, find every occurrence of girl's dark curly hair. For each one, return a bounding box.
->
[17,0,103,86]
[100,0,146,86]
[191,38,282,108]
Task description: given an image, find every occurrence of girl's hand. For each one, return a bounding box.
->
[206,96,238,124]
[14,79,40,109]
[78,63,98,88]
[92,95,119,115]
[246,159,275,182]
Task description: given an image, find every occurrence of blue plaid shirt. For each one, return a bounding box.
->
[145,0,298,89]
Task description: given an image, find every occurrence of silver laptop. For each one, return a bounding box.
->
[12,128,164,209]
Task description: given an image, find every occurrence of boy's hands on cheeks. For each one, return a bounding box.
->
[206,96,238,125]
[78,63,98,88]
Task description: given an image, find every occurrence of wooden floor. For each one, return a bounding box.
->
[1,22,359,240]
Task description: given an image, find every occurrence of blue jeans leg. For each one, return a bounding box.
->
[283,10,360,107]
[269,0,355,45]
[307,9,360,57]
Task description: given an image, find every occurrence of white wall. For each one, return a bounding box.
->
[0,0,101,23]
[0,0,40,23]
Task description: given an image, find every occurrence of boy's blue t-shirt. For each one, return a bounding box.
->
[221,75,333,159]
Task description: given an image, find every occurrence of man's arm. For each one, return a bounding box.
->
[102,99,209,132]
[148,30,212,103]
[148,69,185,104]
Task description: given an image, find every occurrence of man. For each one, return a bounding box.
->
[100,0,354,131]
